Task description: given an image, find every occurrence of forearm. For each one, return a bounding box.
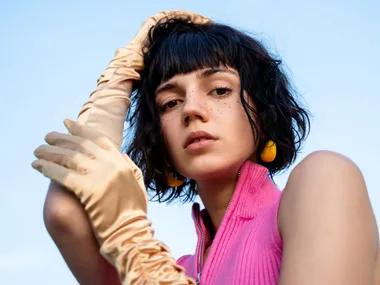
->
[44,182,121,285]
[42,36,134,285]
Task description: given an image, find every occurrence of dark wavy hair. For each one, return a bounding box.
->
[126,18,310,203]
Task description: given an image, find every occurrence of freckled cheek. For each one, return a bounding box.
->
[160,112,181,149]
[212,99,247,118]
[232,97,252,120]
[210,99,231,115]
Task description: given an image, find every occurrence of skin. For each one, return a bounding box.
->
[44,67,379,284]
[156,67,256,232]
[278,151,378,284]
[44,183,121,285]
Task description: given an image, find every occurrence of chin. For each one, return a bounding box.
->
[177,154,247,181]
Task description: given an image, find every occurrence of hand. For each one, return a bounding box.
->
[120,10,212,75]
[32,119,148,240]
[33,120,194,284]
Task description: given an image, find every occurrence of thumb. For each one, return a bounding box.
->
[64,119,117,151]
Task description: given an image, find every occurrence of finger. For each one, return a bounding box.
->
[45,132,96,158]
[63,119,116,151]
[31,159,82,195]
[34,144,92,173]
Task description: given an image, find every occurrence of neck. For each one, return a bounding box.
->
[196,171,239,234]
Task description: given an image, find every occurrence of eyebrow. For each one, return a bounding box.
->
[155,83,180,96]
[196,68,238,79]
[155,68,238,95]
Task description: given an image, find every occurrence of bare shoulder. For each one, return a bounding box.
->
[279,150,375,232]
[280,150,368,217]
[287,150,364,186]
[277,150,379,284]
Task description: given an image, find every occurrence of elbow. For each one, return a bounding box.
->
[43,182,85,237]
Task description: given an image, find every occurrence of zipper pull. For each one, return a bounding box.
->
[196,272,201,284]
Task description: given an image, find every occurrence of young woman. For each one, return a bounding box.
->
[32,11,379,285]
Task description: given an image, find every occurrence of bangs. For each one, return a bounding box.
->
[144,21,242,87]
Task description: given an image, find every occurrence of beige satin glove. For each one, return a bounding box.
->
[77,10,212,148]
[40,11,211,284]
[33,120,195,284]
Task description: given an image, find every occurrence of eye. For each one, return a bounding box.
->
[160,100,179,112]
[211,87,232,96]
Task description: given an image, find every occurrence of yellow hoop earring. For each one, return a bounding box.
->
[260,140,277,163]
[166,172,185,187]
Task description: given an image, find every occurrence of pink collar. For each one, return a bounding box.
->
[191,160,281,240]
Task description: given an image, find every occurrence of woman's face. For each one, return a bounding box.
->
[155,66,256,181]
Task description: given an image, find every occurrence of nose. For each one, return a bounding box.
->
[181,91,209,126]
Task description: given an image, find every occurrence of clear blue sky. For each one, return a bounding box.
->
[0,0,379,284]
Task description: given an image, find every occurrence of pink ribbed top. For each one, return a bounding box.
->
[177,160,283,285]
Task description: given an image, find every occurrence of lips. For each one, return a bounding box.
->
[184,131,216,148]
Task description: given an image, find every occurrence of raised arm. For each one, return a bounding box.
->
[42,11,211,284]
